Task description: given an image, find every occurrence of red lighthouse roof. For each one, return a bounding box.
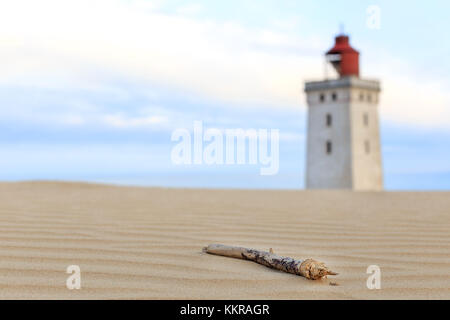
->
[326,34,360,77]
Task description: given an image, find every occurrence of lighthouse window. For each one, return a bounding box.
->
[365,140,370,154]
[326,113,332,127]
[367,94,372,102]
[319,93,325,102]
[326,141,332,155]
[363,113,369,126]
[332,92,337,101]
[359,92,364,101]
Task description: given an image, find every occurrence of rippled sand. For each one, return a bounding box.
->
[0,182,448,299]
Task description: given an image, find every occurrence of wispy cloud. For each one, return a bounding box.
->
[0,0,448,130]
[103,114,168,128]
[0,0,321,108]
[176,3,204,16]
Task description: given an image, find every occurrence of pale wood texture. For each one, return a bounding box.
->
[204,244,337,280]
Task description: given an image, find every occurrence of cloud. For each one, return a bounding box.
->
[0,0,322,108]
[364,52,450,128]
[176,3,204,15]
[381,76,450,127]
[103,114,168,128]
[0,0,448,129]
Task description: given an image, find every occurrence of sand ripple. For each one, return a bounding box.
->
[0,182,448,299]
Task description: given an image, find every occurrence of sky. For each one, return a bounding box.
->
[0,0,449,190]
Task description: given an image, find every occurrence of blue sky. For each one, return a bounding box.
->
[0,0,449,190]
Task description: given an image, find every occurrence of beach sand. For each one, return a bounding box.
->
[0,181,448,299]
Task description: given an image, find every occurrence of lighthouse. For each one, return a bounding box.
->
[304,34,383,190]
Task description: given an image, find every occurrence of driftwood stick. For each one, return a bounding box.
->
[203,244,337,280]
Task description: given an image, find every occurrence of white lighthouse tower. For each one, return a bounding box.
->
[304,34,383,190]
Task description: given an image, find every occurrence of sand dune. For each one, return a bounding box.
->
[0,181,448,299]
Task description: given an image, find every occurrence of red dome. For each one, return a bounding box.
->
[326,35,360,77]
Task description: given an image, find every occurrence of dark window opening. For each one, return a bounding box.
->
[326,113,332,127]
[367,94,372,102]
[319,93,325,102]
[364,113,369,126]
[332,92,337,101]
[326,141,332,155]
[360,93,364,101]
[365,140,370,154]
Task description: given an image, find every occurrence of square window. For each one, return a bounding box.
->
[326,113,332,127]
[364,113,369,126]
[365,140,370,154]
[326,141,332,154]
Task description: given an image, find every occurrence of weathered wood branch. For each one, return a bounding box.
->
[203,244,337,280]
